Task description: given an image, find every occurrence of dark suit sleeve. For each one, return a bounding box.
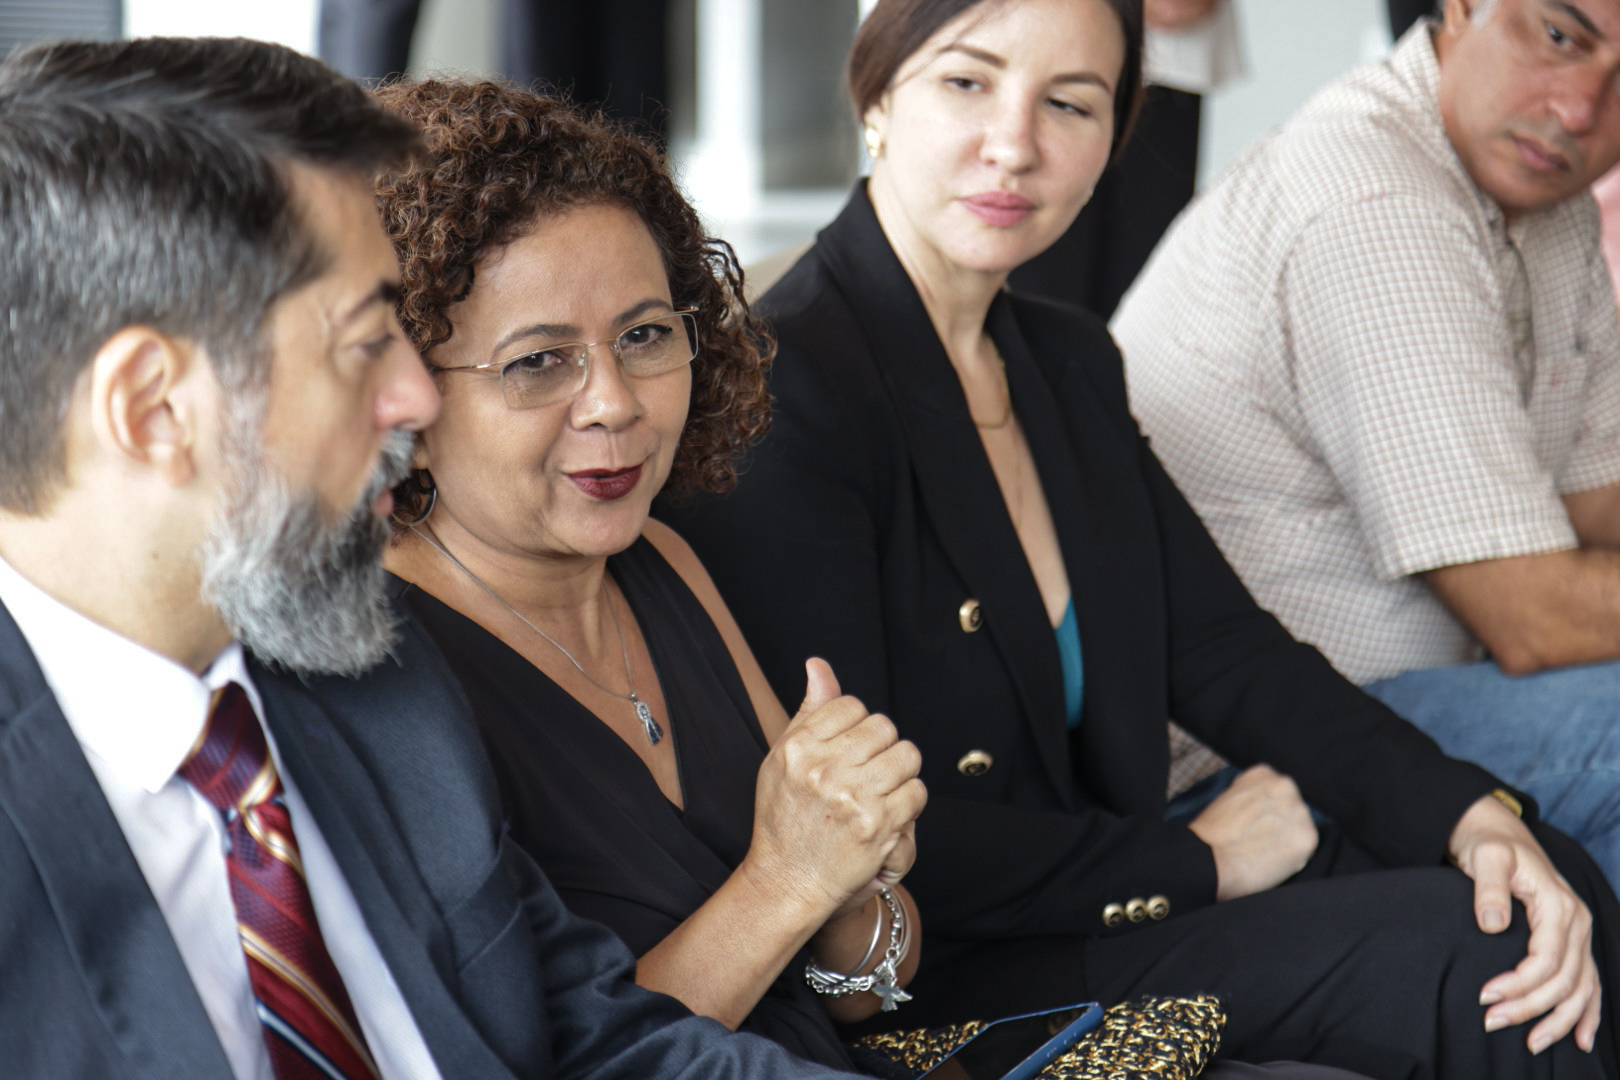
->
[286,605,854,1080]
[898,792,1218,940]
[501,841,857,1080]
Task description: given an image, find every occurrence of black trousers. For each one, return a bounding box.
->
[891,823,1618,1080]
[1009,84,1202,321]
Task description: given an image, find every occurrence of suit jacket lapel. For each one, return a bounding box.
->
[814,187,1075,805]
[1004,305,1174,812]
[255,664,519,1078]
[0,600,233,1080]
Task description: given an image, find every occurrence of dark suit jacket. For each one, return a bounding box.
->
[662,185,1505,959]
[0,596,853,1078]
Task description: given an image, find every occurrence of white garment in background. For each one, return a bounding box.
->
[1144,0,1245,94]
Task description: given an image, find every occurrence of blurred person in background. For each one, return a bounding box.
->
[1010,0,1240,321]
[319,0,673,137]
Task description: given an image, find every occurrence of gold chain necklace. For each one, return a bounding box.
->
[410,525,664,744]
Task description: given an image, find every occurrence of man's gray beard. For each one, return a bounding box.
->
[200,414,416,678]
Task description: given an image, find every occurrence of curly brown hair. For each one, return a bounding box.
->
[371,78,774,518]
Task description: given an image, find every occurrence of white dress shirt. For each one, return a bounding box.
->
[0,555,444,1080]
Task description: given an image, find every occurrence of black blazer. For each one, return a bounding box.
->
[663,185,1503,953]
[0,597,853,1079]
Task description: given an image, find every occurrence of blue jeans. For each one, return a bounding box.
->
[1364,659,1620,889]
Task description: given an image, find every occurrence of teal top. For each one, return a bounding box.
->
[1056,599,1084,728]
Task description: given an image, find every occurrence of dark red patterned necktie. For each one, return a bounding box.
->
[180,682,380,1079]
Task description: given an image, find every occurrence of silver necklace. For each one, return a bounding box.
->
[410,525,664,744]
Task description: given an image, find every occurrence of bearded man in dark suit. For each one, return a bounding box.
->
[0,35,853,1080]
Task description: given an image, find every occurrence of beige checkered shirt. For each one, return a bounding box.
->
[1115,24,1620,686]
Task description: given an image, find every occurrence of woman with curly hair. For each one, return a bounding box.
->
[370,79,926,1074]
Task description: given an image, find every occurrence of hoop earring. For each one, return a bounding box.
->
[389,471,438,528]
[863,124,885,160]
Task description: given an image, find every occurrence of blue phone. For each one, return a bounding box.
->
[918,1002,1103,1080]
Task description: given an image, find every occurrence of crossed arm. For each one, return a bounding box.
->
[1272,192,1620,676]
[1426,484,1620,674]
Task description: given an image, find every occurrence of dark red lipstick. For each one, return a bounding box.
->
[569,465,643,501]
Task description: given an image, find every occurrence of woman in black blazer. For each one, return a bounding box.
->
[660,0,1620,1074]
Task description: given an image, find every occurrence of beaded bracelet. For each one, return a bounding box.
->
[804,887,914,1011]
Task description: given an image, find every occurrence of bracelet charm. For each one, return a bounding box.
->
[804,887,914,1011]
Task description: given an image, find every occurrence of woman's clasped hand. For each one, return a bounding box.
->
[745,658,927,924]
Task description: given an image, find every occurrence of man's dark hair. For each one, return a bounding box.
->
[0,37,420,513]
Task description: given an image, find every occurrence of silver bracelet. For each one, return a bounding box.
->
[807,894,886,1001]
[804,887,914,1011]
[847,894,886,977]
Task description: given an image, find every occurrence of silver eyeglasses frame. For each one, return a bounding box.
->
[435,307,700,410]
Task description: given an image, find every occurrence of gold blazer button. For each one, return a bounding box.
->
[958,599,984,633]
[1125,898,1148,923]
[1147,895,1171,920]
[956,749,994,776]
[1102,903,1126,928]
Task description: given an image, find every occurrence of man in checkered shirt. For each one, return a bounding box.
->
[1115,0,1620,884]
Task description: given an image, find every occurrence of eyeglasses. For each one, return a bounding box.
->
[437,308,699,410]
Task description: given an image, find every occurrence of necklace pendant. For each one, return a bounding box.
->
[632,696,664,745]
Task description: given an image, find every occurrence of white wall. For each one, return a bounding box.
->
[122,0,499,71]
[119,0,1399,179]
[410,0,498,76]
[116,0,1406,264]
[1200,0,1394,186]
[123,0,317,51]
